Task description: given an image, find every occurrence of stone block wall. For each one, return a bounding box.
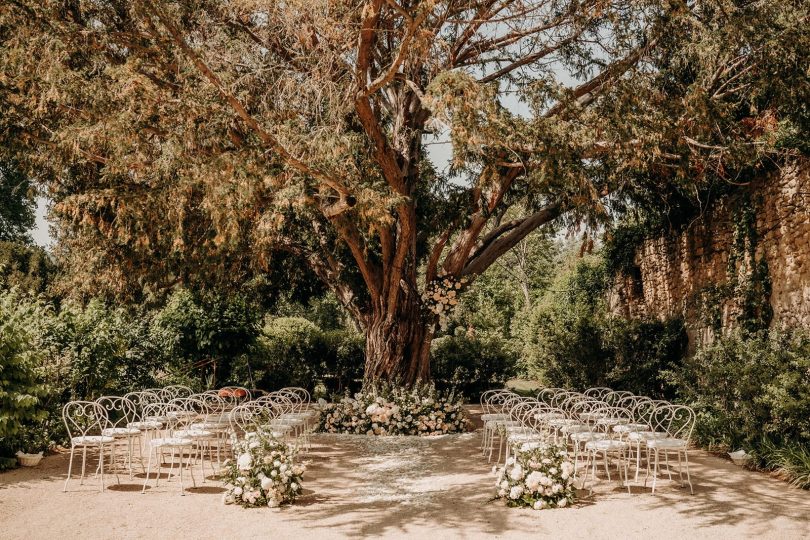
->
[608,159,810,348]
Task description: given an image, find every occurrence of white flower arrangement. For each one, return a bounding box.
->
[494,444,576,509]
[315,383,469,436]
[221,432,305,508]
[421,274,468,330]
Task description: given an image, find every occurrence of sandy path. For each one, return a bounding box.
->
[1,411,808,540]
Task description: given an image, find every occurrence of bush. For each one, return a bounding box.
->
[430,332,518,399]
[670,329,810,450]
[669,329,810,489]
[524,258,685,398]
[233,317,365,393]
[0,290,48,464]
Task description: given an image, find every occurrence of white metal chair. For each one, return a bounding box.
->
[96,396,143,478]
[645,404,696,494]
[63,401,116,492]
[141,402,196,495]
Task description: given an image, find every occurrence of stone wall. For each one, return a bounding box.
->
[608,159,810,348]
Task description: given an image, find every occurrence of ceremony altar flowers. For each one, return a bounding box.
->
[494,443,576,509]
[315,383,469,436]
[221,432,305,508]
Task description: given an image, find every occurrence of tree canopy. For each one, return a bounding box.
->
[1,0,806,383]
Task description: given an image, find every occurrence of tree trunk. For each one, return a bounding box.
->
[363,292,434,387]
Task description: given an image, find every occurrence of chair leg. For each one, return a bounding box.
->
[99,445,105,492]
[683,450,693,495]
[178,448,185,496]
[80,447,87,486]
[142,448,153,493]
[651,450,659,494]
[603,451,611,481]
[64,446,76,492]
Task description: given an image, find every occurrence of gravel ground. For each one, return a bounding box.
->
[1,410,808,540]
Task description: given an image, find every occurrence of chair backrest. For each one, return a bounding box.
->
[583,387,612,399]
[95,396,137,429]
[537,387,565,404]
[652,404,695,441]
[163,385,193,399]
[122,391,160,421]
[63,401,108,439]
[603,390,634,406]
[229,401,275,439]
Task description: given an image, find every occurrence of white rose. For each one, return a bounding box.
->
[509,464,524,481]
[533,500,545,510]
[508,486,524,500]
[558,498,568,508]
[237,453,252,471]
[233,487,243,496]
[261,477,273,491]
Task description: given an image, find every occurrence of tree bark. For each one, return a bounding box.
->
[362,284,433,387]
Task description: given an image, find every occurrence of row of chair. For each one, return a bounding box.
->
[481,387,696,494]
[62,386,315,495]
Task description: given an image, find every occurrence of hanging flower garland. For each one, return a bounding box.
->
[422,274,469,330]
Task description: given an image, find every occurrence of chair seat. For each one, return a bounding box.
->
[560,423,590,434]
[128,420,163,430]
[627,431,669,442]
[71,435,115,446]
[263,423,293,433]
[246,430,286,439]
[570,431,607,442]
[613,423,649,433]
[585,439,629,451]
[145,415,169,423]
[150,437,193,447]
[481,413,508,422]
[174,429,215,439]
[190,421,229,430]
[647,438,688,449]
[534,412,565,421]
[596,417,630,427]
[276,416,305,426]
[548,418,579,428]
[102,427,141,437]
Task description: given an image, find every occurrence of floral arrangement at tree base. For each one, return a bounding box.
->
[494,443,576,510]
[221,432,305,508]
[316,382,469,436]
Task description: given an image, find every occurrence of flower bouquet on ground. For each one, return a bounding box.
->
[494,443,576,509]
[315,382,469,436]
[221,432,305,508]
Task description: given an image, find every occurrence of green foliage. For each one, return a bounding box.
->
[758,439,810,490]
[0,290,48,458]
[0,241,55,295]
[233,317,364,394]
[0,162,35,244]
[669,329,810,451]
[524,256,686,398]
[430,332,518,400]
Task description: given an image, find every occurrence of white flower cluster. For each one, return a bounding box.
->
[221,432,305,508]
[422,275,468,330]
[315,384,469,436]
[494,444,576,509]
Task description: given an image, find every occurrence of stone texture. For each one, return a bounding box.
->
[608,159,810,348]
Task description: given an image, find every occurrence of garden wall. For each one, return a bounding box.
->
[608,159,810,348]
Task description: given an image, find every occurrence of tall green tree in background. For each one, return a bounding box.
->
[1,1,805,384]
[0,162,35,243]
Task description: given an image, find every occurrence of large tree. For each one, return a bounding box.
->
[1,0,805,384]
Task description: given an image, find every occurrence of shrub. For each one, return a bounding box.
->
[430,332,518,399]
[237,317,324,391]
[0,290,48,465]
[316,383,469,436]
[524,258,685,398]
[669,329,810,450]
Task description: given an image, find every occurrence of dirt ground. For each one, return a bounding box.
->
[1,410,808,540]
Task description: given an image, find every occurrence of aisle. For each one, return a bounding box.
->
[1,413,809,539]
